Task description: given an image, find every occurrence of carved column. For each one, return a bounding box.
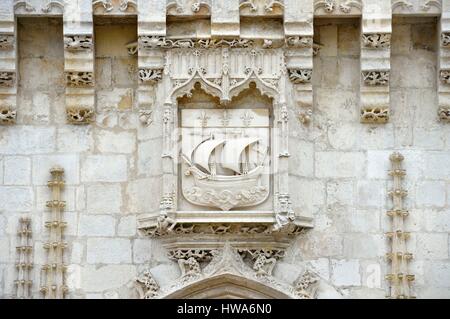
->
[0,0,17,125]
[386,153,415,299]
[63,0,95,124]
[40,167,68,299]
[360,0,391,123]
[14,217,33,299]
[284,0,314,124]
[439,1,450,122]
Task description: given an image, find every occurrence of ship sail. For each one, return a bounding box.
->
[193,139,226,173]
[221,138,260,174]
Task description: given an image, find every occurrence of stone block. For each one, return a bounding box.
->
[97,130,136,154]
[289,139,314,177]
[81,265,136,292]
[86,184,122,214]
[315,152,365,178]
[81,155,127,182]
[79,215,116,237]
[424,152,450,180]
[343,234,385,259]
[416,181,446,208]
[137,139,163,177]
[327,180,354,206]
[423,261,450,288]
[133,239,153,264]
[3,156,31,185]
[118,216,136,237]
[87,238,132,264]
[127,178,161,214]
[331,259,361,287]
[0,126,55,155]
[416,233,448,259]
[357,180,386,208]
[56,126,94,153]
[0,187,33,212]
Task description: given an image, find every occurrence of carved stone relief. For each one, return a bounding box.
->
[138,68,163,84]
[362,33,391,49]
[65,71,94,87]
[0,34,14,50]
[439,70,450,84]
[288,69,312,84]
[441,33,450,47]
[167,0,212,15]
[438,107,450,122]
[362,71,390,86]
[64,35,93,51]
[136,269,160,299]
[285,36,313,48]
[0,72,16,87]
[92,0,137,13]
[314,0,362,14]
[0,107,17,125]
[66,107,95,125]
[360,107,390,124]
[239,0,285,15]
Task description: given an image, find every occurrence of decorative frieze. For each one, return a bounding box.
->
[362,33,391,49]
[386,153,415,299]
[0,71,15,87]
[362,70,390,86]
[288,69,313,84]
[65,71,94,87]
[0,34,14,50]
[0,106,16,125]
[139,36,254,50]
[66,107,95,125]
[40,167,68,299]
[64,35,93,51]
[286,36,313,48]
[14,217,33,299]
[360,107,390,123]
[138,68,163,84]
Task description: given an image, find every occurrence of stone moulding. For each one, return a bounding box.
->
[65,71,94,87]
[288,69,313,84]
[362,70,390,86]
[0,106,17,125]
[0,34,14,50]
[64,35,93,51]
[360,107,390,124]
[0,71,16,87]
[438,107,450,122]
[362,33,391,49]
[66,107,95,125]
[386,153,415,299]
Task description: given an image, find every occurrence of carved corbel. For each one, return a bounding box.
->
[0,106,16,125]
[360,107,390,124]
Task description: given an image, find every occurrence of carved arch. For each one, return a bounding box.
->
[164,273,292,299]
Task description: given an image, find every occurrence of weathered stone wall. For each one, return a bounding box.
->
[0,16,449,299]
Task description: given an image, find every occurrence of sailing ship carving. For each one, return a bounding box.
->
[182,135,269,211]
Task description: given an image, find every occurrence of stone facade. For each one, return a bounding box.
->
[0,0,449,299]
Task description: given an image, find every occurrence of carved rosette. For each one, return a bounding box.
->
[0,34,14,50]
[0,71,16,87]
[138,68,163,84]
[362,70,390,86]
[66,107,95,125]
[362,33,391,49]
[0,106,17,125]
[65,71,94,87]
[360,107,390,124]
[64,35,93,51]
[288,69,312,84]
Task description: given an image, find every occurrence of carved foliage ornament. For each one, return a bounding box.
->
[139,36,253,50]
[0,34,14,50]
[314,0,362,13]
[136,270,160,299]
[362,33,391,49]
[64,35,93,51]
[362,71,390,86]
[138,68,163,84]
[288,69,312,84]
[65,72,94,87]
[0,72,16,87]
[441,33,450,47]
[66,107,95,125]
[360,107,389,124]
[285,36,313,48]
[438,108,450,122]
[440,70,450,85]
[92,0,137,12]
[239,0,285,13]
[0,107,16,125]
